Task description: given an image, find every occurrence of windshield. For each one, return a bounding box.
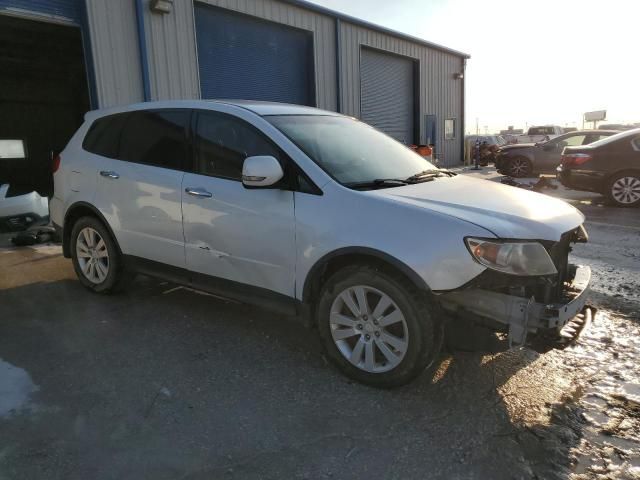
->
[266,115,437,185]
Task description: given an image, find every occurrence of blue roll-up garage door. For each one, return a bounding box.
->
[0,0,82,24]
[195,3,315,106]
[360,48,415,145]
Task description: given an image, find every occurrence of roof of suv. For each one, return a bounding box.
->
[86,99,342,120]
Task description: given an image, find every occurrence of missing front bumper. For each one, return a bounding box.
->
[440,265,591,347]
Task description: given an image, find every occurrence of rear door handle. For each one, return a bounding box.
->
[185,187,212,198]
[100,170,119,179]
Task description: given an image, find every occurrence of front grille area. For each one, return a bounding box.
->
[547,229,575,299]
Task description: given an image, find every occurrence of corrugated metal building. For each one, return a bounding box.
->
[0,0,469,168]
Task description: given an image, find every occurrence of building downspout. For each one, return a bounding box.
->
[461,58,467,165]
[134,0,151,101]
[334,17,342,113]
[79,0,99,109]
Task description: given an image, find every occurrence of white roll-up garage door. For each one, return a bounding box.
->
[360,48,415,145]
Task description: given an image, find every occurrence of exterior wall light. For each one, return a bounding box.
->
[453,73,464,80]
[150,0,173,14]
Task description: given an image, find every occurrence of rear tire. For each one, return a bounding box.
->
[316,265,442,388]
[606,171,640,207]
[70,216,126,293]
[507,157,533,178]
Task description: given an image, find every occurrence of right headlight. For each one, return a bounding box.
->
[465,237,558,276]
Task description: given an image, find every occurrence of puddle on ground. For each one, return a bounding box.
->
[0,359,38,418]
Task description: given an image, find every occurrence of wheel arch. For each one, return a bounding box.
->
[62,202,121,258]
[606,168,640,183]
[301,247,431,305]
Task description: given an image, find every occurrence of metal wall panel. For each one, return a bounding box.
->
[0,0,82,23]
[143,0,199,100]
[339,21,464,167]
[360,48,414,144]
[195,0,337,111]
[85,0,143,107]
[81,0,464,166]
[195,3,314,105]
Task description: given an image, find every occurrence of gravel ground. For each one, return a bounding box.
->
[0,184,638,479]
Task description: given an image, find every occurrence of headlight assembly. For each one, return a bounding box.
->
[465,238,557,276]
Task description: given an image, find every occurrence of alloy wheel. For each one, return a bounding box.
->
[509,158,530,177]
[329,285,409,373]
[611,176,640,205]
[76,227,109,284]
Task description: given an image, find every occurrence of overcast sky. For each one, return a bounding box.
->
[308,0,640,133]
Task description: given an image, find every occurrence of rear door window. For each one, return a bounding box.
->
[83,113,129,158]
[194,111,280,181]
[118,110,189,170]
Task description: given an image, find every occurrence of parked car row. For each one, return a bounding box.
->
[495,130,618,177]
[558,128,640,207]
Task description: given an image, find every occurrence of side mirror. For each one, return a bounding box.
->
[242,156,284,188]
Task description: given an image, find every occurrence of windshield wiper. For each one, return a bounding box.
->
[345,178,409,190]
[404,170,441,183]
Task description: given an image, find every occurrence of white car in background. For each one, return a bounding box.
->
[0,139,49,232]
[0,184,49,232]
[51,100,591,387]
[516,125,564,144]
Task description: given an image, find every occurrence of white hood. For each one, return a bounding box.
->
[369,175,584,241]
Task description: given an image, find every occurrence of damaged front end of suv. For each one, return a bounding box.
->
[439,225,592,348]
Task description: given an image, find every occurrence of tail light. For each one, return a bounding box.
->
[52,154,61,173]
[561,153,592,167]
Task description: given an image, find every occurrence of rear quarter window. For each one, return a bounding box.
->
[82,113,128,158]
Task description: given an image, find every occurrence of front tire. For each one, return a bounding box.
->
[70,216,125,293]
[317,265,442,388]
[606,172,640,207]
[507,157,533,178]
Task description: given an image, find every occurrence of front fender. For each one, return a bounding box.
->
[294,184,491,300]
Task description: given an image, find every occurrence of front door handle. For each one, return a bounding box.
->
[185,187,213,198]
[100,170,120,179]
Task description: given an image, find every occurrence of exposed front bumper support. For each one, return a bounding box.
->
[439,265,591,346]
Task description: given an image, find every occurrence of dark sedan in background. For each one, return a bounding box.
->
[496,130,617,177]
[558,128,640,207]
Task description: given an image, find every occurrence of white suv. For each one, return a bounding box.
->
[51,100,591,387]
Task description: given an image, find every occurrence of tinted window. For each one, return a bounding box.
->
[118,110,189,170]
[195,111,280,180]
[83,113,128,158]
